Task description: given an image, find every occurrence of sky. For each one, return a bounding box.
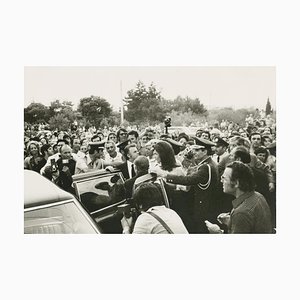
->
[24,66,276,111]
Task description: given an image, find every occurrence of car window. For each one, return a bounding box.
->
[73,173,125,213]
[24,202,99,234]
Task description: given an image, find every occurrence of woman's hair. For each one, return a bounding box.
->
[41,144,52,156]
[226,161,255,192]
[26,141,40,156]
[154,140,178,172]
[133,182,163,211]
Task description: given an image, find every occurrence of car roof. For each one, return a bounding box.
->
[24,170,74,209]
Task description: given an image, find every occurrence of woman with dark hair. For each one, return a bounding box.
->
[150,140,193,231]
[120,182,188,234]
[152,140,183,175]
[24,141,47,173]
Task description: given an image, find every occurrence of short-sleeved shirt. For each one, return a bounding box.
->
[133,205,188,234]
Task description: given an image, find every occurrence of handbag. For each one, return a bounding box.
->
[147,211,174,234]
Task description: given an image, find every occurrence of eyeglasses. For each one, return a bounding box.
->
[120,133,127,136]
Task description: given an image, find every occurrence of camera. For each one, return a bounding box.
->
[164,117,171,127]
[50,158,58,172]
[117,203,132,218]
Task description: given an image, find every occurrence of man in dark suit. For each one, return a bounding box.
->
[123,155,149,199]
[118,143,139,180]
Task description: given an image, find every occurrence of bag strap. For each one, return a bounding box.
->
[147,211,174,234]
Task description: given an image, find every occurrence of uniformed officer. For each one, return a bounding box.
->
[154,137,220,233]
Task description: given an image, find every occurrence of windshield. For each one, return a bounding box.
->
[24,202,99,234]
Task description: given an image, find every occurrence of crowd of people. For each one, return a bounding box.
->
[24,112,276,234]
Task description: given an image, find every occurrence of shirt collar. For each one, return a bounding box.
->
[232,191,255,209]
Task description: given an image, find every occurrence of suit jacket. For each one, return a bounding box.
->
[118,161,130,180]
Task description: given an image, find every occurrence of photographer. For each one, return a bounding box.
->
[120,182,188,234]
[44,145,76,195]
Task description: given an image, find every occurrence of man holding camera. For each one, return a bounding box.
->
[154,137,220,233]
[43,144,76,195]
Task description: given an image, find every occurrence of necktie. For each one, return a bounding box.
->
[217,156,220,163]
[131,164,136,178]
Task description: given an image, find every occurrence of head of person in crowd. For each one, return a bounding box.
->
[231,146,251,164]
[72,138,81,153]
[144,129,155,141]
[195,129,204,138]
[63,134,72,145]
[39,136,48,146]
[221,161,255,196]
[210,128,221,140]
[26,141,41,158]
[91,134,101,142]
[97,131,104,141]
[105,141,118,157]
[153,140,178,172]
[214,137,229,157]
[53,139,68,154]
[178,133,190,147]
[41,144,54,160]
[117,128,128,144]
[79,144,88,154]
[107,132,118,143]
[189,137,215,163]
[162,138,184,156]
[250,132,262,150]
[263,127,272,135]
[254,146,269,163]
[261,134,273,148]
[133,155,149,176]
[228,136,251,153]
[127,130,139,145]
[200,130,211,141]
[123,143,139,163]
[88,141,105,160]
[133,182,163,213]
[140,133,149,147]
[60,145,73,160]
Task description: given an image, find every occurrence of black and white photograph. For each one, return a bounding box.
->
[24,66,276,235]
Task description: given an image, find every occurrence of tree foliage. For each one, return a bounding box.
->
[125,81,167,124]
[77,96,113,128]
[265,98,272,115]
[48,113,73,131]
[24,102,50,123]
[170,96,207,115]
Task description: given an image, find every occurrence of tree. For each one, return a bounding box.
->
[125,81,167,124]
[265,98,272,116]
[24,102,50,123]
[170,96,207,115]
[77,96,113,128]
[48,113,73,131]
[49,100,76,122]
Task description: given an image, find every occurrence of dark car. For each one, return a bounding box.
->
[24,170,102,234]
